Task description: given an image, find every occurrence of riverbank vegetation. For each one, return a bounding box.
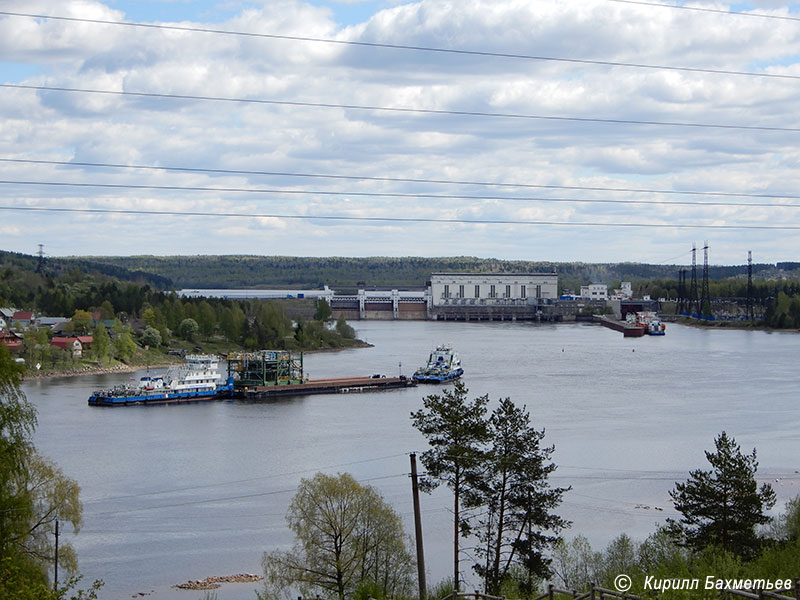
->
[0,255,364,376]
[0,345,102,599]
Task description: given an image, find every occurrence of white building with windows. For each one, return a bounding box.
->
[579,283,608,300]
[429,273,558,307]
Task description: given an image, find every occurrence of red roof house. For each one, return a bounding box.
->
[11,311,34,328]
[51,337,83,357]
[0,329,24,352]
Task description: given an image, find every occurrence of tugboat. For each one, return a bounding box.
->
[412,345,464,383]
[636,312,667,336]
[88,354,234,405]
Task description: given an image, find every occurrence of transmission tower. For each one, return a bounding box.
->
[747,251,754,321]
[701,241,711,318]
[36,244,45,274]
[677,268,687,314]
[689,243,699,316]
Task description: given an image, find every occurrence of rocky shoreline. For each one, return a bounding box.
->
[172,573,263,590]
[24,361,179,381]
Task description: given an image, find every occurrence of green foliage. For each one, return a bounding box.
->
[314,298,332,322]
[427,578,455,600]
[470,398,570,594]
[335,315,356,339]
[90,324,111,367]
[177,318,200,342]
[111,322,137,363]
[551,535,602,591]
[261,473,414,600]
[140,327,162,348]
[67,310,92,336]
[667,431,776,560]
[0,346,96,596]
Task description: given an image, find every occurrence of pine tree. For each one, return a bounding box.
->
[667,431,776,560]
[470,398,570,595]
[410,381,489,593]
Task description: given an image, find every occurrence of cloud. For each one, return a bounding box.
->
[1,0,799,264]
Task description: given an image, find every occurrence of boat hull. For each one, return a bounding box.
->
[412,368,464,383]
[88,379,234,406]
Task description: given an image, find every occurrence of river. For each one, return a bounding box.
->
[23,321,800,600]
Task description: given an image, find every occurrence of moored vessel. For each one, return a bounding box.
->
[413,345,464,383]
[88,354,234,406]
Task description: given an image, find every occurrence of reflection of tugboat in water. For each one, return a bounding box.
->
[413,345,464,383]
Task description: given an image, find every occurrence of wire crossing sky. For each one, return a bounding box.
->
[1,0,800,263]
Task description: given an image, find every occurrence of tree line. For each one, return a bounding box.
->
[259,385,799,600]
[1,258,361,373]
[0,345,102,599]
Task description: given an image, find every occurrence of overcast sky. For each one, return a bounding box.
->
[1,0,800,266]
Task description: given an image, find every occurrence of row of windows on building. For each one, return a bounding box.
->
[442,284,540,299]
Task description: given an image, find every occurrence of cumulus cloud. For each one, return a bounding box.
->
[1,0,799,263]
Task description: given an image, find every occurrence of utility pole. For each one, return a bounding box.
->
[747,251,754,321]
[54,519,59,592]
[410,453,427,600]
[702,241,711,318]
[690,243,699,316]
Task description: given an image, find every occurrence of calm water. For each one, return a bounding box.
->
[24,321,800,600]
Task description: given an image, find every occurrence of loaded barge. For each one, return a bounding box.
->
[88,350,415,406]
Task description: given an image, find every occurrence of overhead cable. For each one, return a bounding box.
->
[0,10,798,81]
[3,204,800,230]
[3,178,800,209]
[606,0,800,23]
[2,83,799,133]
[3,157,800,201]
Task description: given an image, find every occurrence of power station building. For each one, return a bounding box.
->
[428,273,559,320]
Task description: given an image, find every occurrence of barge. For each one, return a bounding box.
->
[90,350,416,406]
[239,375,415,399]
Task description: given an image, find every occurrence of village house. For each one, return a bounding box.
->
[0,329,24,353]
[50,336,85,358]
[11,310,35,329]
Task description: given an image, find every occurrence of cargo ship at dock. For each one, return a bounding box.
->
[88,354,234,406]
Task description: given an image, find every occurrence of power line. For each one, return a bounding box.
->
[4,177,800,209]
[3,83,798,133]
[1,10,797,81]
[92,472,408,516]
[84,451,408,504]
[3,157,800,201]
[605,0,800,23]
[3,204,800,230]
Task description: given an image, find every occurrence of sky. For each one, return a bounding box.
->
[2,1,800,266]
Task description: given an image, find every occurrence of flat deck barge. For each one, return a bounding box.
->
[597,316,646,337]
[239,376,415,399]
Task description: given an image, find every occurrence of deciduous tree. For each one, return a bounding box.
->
[261,473,413,600]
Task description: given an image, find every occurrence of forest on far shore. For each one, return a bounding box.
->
[2,249,800,291]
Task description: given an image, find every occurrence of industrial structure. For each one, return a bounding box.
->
[427,272,560,321]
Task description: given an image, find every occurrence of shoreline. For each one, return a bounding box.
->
[23,341,374,381]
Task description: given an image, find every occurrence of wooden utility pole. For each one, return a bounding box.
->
[410,453,427,600]
[54,519,59,592]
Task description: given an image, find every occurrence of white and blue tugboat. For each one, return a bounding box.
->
[412,345,463,383]
[88,354,234,405]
